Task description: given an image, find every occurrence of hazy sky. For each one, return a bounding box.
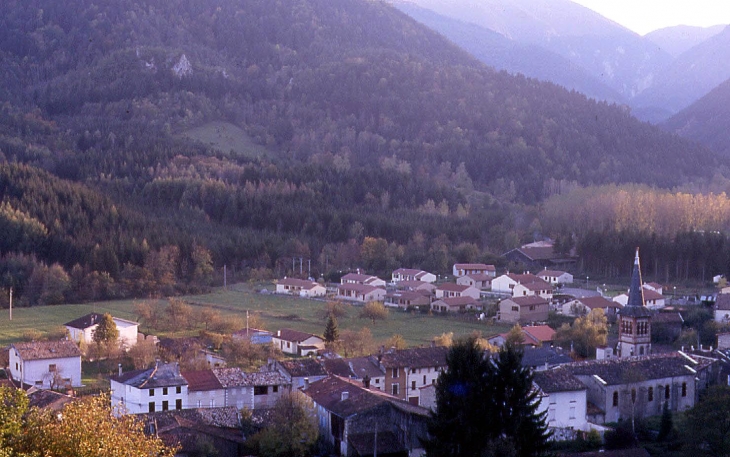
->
[571,0,730,35]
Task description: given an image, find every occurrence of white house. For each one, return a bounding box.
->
[275,278,327,297]
[562,296,621,317]
[537,270,573,285]
[715,294,730,323]
[434,283,480,300]
[391,268,437,283]
[64,313,139,349]
[452,263,496,278]
[110,361,188,415]
[9,340,82,389]
[614,287,665,310]
[512,280,553,301]
[336,283,386,303]
[491,273,542,294]
[340,273,387,287]
[456,274,492,290]
[272,328,325,356]
[533,368,588,433]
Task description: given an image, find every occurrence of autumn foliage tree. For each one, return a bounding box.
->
[555,308,608,358]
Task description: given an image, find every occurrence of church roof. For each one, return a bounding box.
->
[620,249,652,318]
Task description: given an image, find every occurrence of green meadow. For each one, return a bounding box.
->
[0,283,511,348]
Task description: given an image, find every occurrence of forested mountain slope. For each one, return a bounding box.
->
[0,0,723,303]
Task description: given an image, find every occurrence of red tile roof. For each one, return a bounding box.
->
[182,370,224,391]
[523,325,556,343]
[454,263,495,271]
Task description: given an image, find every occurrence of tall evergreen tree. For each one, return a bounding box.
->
[92,313,119,346]
[492,343,552,457]
[323,313,339,345]
[423,337,494,457]
[424,340,552,457]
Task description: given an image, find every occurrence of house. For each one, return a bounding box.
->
[715,293,730,323]
[512,280,553,301]
[142,407,246,457]
[434,283,480,300]
[456,273,492,290]
[498,296,550,324]
[431,296,480,313]
[64,313,139,349]
[377,346,448,405]
[384,290,431,310]
[391,268,437,283]
[533,368,588,433]
[8,340,82,389]
[613,287,665,310]
[718,332,730,350]
[537,270,574,285]
[212,368,291,409]
[452,263,496,278]
[272,328,325,356]
[110,361,188,415]
[562,296,622,317]
[303,375,430,457]
[487,325,556,348]
[275,278,326,297]
[564,352,715,424]
[27,389,76,412]
[347,356,386,391]
[394,280,436,293]
[491,273,542,294]
[336,283,386,303]
[263,358,328,390]
[643,282,664,295]
[521,347,573,371]
[231,328,273,345]
[503,241,577,270]
[182,369,226,409]
[341,273,387,288]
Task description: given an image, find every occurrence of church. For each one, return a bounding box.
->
[617,249,653,358]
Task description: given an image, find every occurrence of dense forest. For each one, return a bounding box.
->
[0,0,726,304]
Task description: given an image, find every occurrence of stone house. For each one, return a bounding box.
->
[263,358,328,390]
[303,375,429,457]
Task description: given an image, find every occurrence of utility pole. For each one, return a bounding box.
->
[224,265,227,289]
[308,259,311,278]
[299,257,303,275]
[9,288,12,321]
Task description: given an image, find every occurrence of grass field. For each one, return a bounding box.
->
[181,121,269,160]
[0,283,512,348]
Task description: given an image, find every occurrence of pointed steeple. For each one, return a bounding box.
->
[627,248,645,307]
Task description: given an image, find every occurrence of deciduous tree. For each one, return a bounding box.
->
[252,392,318,457]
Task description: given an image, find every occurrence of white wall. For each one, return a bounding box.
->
[111,380,188,415]
[9,349,81,388]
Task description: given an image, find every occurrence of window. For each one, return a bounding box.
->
[49,364,56,372]
[648,387,654,402]
[639,346,645,355]
[411,368,416,374]
[149,402,155,413]
[273,385,279,393]
[682,382,687,397]
[412,381,416,391]
[149,389,154,397]
[392,384,399,396]
[392,368,398,378]
[665,385,670,399]
[254,386,268,396]
[287,342,291,348]
[423,375,426,384]
[511,306,519,312]
[548,409,556,421]
[163,387,168,396]
[631,389,637,404]
[529,305,535,311]
[569,406,576,419]
[176,386,181,394]
[175,399,182,410]
[613,391,619,407]
[162,401,169,411]
[375,379,380,384]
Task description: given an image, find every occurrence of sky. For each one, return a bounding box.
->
[571,0,730,35]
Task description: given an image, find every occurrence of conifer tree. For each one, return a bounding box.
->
[323,313,339,345]
[92,313,119,346]
[424,340,552,457]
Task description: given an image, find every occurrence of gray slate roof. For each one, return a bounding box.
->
[12,340,82,360]
[111,362,187,389]
[565,352,710,385]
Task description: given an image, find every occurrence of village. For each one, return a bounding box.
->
[2,240,730,457]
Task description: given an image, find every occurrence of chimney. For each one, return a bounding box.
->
[341,391,349,401]
[303,378,309,390]
[277,330,281,337]
[363,375,371,389]
[118,363,123,377]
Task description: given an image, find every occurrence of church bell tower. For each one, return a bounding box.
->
[617,249,652,358]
